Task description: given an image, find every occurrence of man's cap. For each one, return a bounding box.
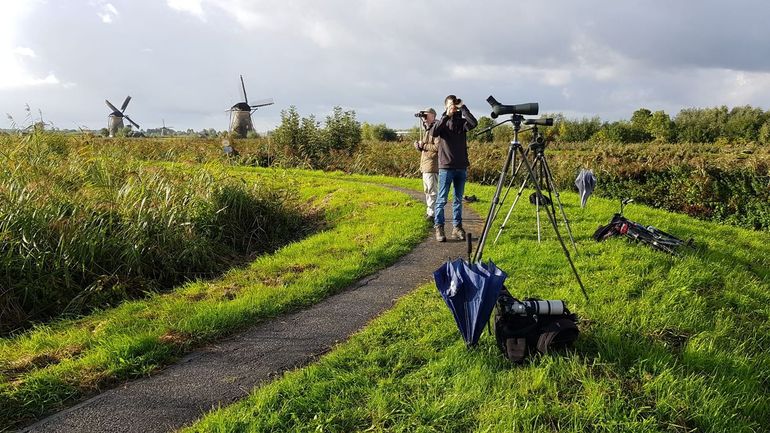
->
[423,108,437,115]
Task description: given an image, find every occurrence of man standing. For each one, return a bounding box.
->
[432,95,477,242]
[414,108,440,224]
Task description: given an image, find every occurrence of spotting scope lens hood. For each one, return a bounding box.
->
[487,95,539,118]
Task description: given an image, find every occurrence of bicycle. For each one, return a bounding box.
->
[593,199,693,255]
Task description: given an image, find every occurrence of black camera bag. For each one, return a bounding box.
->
[493,287,579,363]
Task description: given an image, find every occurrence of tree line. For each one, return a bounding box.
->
[271,103,770,156]
[534,105,770,144]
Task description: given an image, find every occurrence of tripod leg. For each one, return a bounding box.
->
[542,156,578,253]
[494,149,528,222]
[535,156,545,244]
[474,143,516,263]
[516,146,589,301]
[493,172,529,244]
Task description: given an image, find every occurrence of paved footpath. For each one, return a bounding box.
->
[21,186,484,433]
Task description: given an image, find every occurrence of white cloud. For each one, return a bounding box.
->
[0,1,64,90]
[167,0,205,19]
[13,46,36,57]
[6,0,770,130]
[96,2,118,24]
[0,72,60,90]
[448,64,572,87]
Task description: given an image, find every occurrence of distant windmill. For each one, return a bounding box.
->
[105,96,140,137]
[161,119,174,136]
[228,75,273,138]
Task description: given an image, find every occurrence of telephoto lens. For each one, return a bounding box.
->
[506,300,566,316]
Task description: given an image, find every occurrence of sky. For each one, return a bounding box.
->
[2,0,770,132]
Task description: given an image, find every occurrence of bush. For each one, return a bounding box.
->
[323,106,362,154]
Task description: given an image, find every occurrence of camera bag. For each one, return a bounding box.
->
[493,287,579,363]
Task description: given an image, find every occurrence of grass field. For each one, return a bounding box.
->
[2,133,768,431]
[0,167,426,430]
[0,134,311,331]
[185,174,770,433]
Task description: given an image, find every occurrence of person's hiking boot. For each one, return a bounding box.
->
[435,225,446,242]
[452,225,466,241]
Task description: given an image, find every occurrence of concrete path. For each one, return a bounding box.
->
[21,186,484,433]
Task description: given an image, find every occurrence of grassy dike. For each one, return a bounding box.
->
[185,174,770,433]
[0,168,426,430]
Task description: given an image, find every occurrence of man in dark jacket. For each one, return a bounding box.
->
[431,94,477,242]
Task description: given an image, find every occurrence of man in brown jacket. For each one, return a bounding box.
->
[414,108,440,224]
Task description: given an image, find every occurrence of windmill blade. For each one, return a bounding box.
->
[250,98,274,109]
[105,99,121,113]
[240,75,248,104]
[124,115,140,129]
[120,95,132,112]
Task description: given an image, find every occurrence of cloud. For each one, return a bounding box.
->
[0,1,64,91]
[96,2,118,23]
[13,46,36,57]
[0,72,60,90]
[166,0,205,19]
[5,0,770,131]
[449,65,572,87]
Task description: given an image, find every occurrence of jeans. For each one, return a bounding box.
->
[434,168,466,227]
[422,173,438,217]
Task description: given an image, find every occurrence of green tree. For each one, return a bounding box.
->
[647,110,677,142]
[724,105,765,142]
[630,108,652,131]
[629,108,653,142]
[759,121,770,145]
[323,106,361,153]
[361,122,398,141]
[675,106,728,143]
[474,116,494,143]
[273,106,303,157]
[558,117,601,142]
[300,115,323,159]
[592,121,636,143]
[491,123,514,143]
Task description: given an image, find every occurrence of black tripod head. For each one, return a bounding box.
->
[525,118,554,155]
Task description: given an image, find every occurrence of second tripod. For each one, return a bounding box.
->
[494,127,577,252]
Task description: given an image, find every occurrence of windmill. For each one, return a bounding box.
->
[228,75,273,138]
[105,96,140,137]
[160,119,174,136]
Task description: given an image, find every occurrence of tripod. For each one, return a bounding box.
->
[493,127,577,252]
[472,114,588,301]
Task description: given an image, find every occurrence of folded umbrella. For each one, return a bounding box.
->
[575,169,597,208]
[434,259,507,346]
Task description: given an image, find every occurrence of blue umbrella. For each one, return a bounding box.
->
[434,259,507,346]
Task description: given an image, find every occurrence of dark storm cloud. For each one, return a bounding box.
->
[2,0,770,131]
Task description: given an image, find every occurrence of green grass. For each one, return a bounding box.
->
[185,176,770,433]
[0,168,426,430]
[0,133,308,331]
